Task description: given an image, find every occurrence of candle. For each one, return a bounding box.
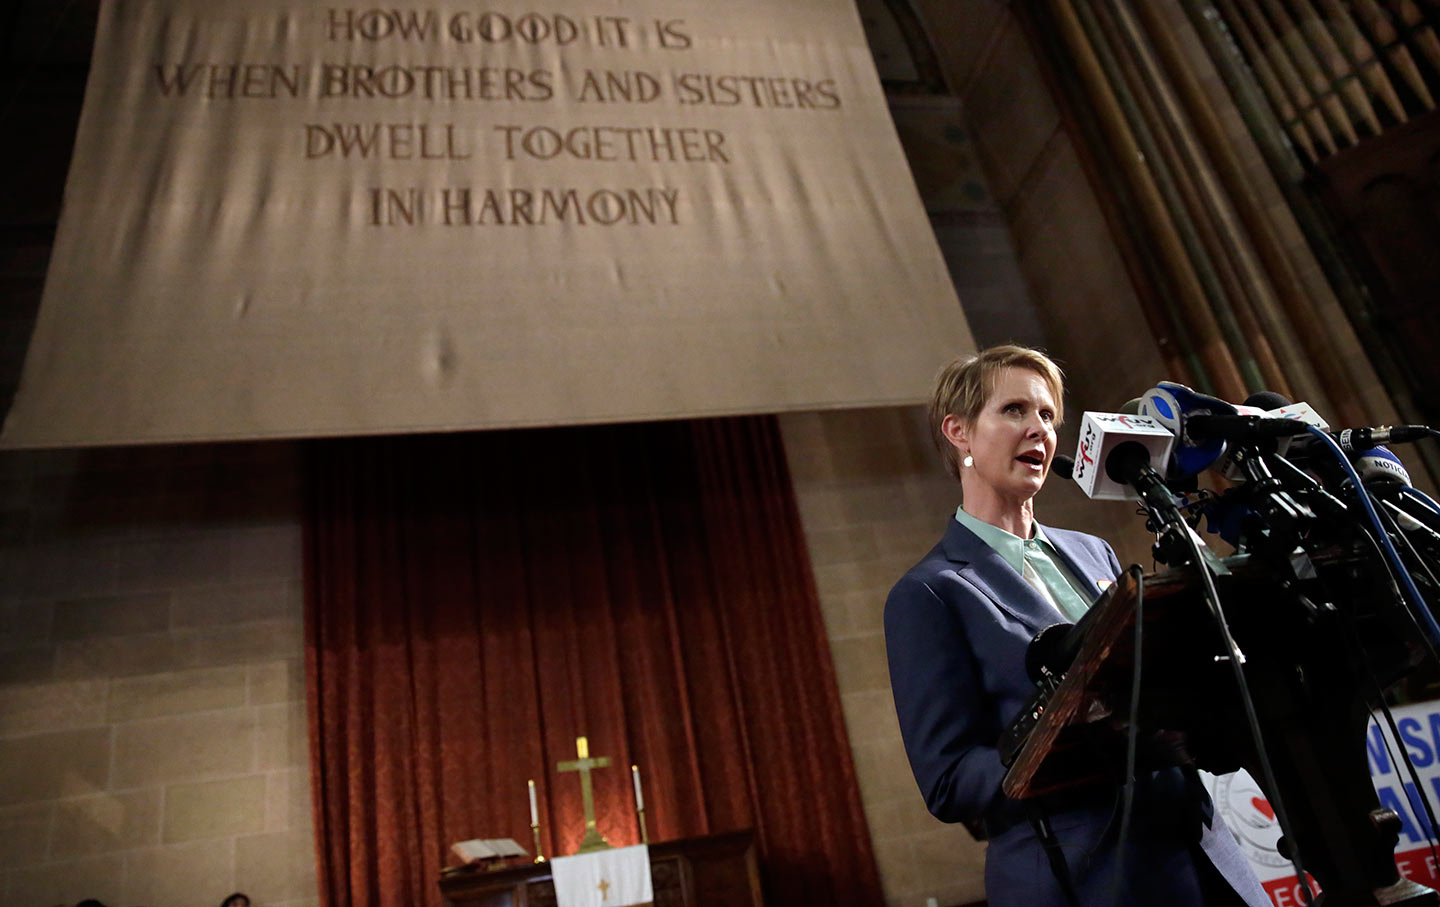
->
[631,764,645,812]
[528,778,538,827]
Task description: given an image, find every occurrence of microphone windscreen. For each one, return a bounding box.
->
[1356,447,1411,486]
[1119,397,1144,415]
[1244,390,1292,410]
[1051,454,1075,480]
[1025,623,1075,684]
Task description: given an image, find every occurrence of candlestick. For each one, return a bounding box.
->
[527,778,538,827]
[531,821,546,863]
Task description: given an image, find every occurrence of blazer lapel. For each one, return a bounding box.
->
[940,518,1067,634]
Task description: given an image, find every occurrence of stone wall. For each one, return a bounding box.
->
[0,443,314,907]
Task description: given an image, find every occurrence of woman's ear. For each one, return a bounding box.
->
[940,413,968,453]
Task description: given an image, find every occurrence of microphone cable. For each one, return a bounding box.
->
[1372,496,1440,614]
[1342,507,1440,865]
[1357,506,1440,670]
[1110,564,1146,906]
[1336,526,1440,884]
[1307,427,1440,651]
[1401,487,1440,526]
[1178,522,1317,905]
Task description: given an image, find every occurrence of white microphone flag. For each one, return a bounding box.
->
[1071,411,1175,501]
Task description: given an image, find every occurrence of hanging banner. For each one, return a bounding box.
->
[2,0,970,447]
[1206,699,1440,906]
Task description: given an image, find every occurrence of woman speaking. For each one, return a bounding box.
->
[884,345,1267,906]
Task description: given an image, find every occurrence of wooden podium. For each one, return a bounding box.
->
[1002,551,1436,906]
[438,829,763,907]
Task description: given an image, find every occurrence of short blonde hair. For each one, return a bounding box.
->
[929,345,1065,480]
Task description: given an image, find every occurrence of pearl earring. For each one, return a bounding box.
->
[962,455,974,468]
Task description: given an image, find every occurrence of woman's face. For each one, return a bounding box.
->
[956,365,1058,506]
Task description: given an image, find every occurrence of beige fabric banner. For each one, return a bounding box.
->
[3,0,973,447]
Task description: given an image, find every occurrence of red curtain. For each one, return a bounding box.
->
[303,417,883,907]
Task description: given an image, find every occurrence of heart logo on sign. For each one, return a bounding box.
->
[1251,797,1276,821]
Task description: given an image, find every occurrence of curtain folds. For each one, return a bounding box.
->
[303,417,882,907]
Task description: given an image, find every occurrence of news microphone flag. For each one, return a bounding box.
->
[1072,412,1176,501]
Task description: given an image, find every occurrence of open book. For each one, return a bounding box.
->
[450,837,528,865]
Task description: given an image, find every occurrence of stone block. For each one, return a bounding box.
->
[164,775,266,842]
[792,486,850,530]
[0,801,52,870]
[123,838,239,907]
[803,525,881,568]
[173,580,292,629]
[113,535,232,593]
[849,736,919,802]
[194,618,303,667]
[112,710,255,788]
[827,634,892,693]
[4,852,125,907]
[52,788,162,857]
[230,523,303,581]
[19,538,117,599]
[869,833,920,900]
[0,726,110,806]
[248,658,306,706]
[819,589,886,641]
[236,829,321,902]
[0,678,107,736]
[54,630,201,679]
[52,591,170,640]
[841,690,900,745]
[266,768,314,832]
[257,701,310,771]
[108,666,249,722]
[840,480,922,526]
[827,439,917,483]
[0,644,55,684]
[819,408,910,454]
[0,597,52,650]
[861,793,944,845]
[812,562,867,604]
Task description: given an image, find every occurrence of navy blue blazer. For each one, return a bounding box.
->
[885,516,1269,907]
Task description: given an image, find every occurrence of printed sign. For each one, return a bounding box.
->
[3,1,969,447]
[1206,699,1440,905]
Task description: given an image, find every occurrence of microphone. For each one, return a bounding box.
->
[1350,446,1440,535]
[1071,411,1175,501]
[1334,425,1433,453]
[1050,454,1075,480]
[1244,389,1430,453]
[1138,382,1233,478]
[1105,440,1184,525]
[1183,413,1311,443]
[1354,446,1412,486]
[1244,390,1291,411]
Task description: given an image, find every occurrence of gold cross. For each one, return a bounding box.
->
[597,878,612,901]
[557,735,612,853]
